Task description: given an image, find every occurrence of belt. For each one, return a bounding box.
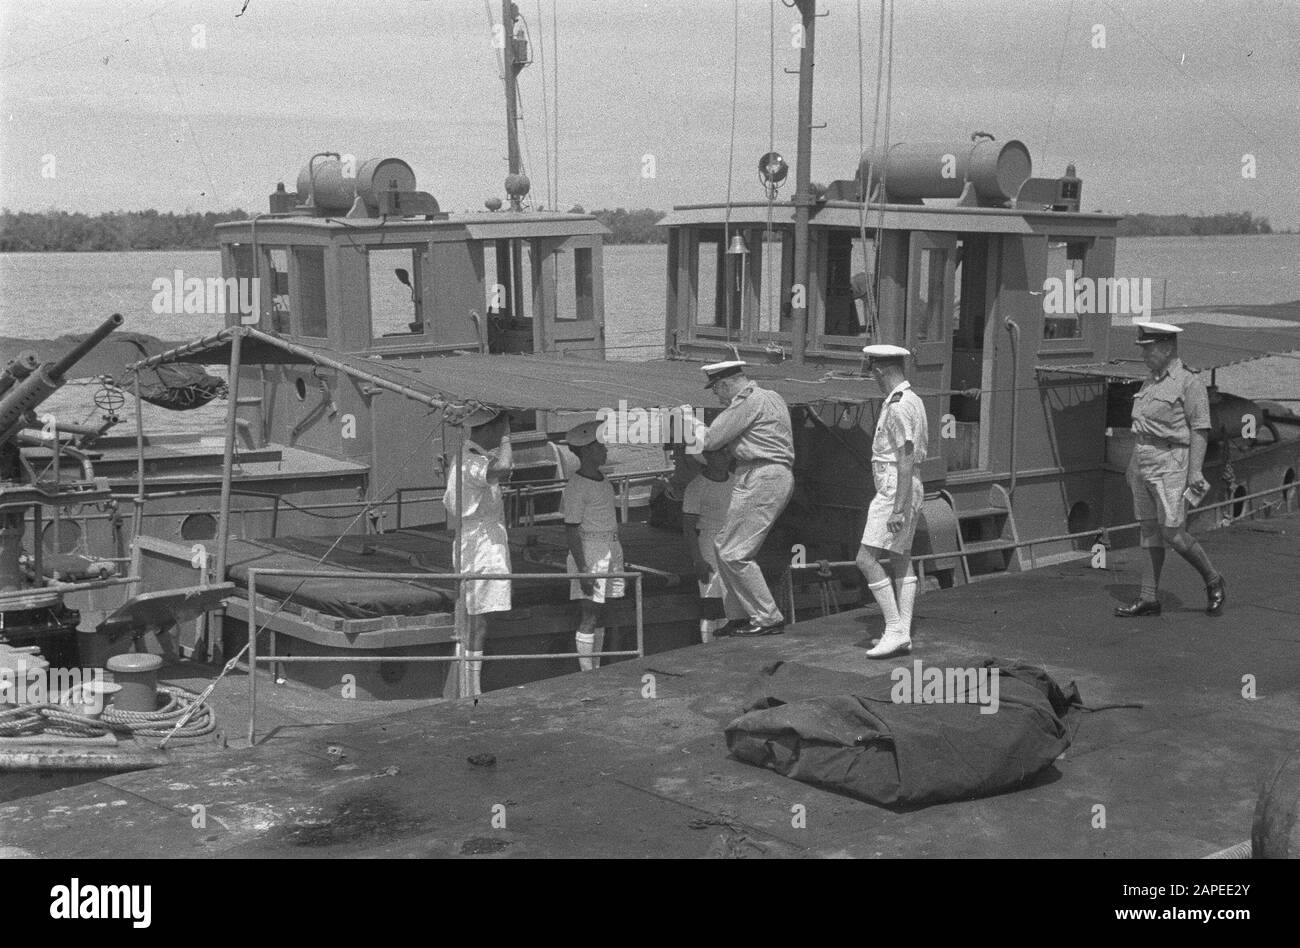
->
[578,530,619,539]
[1134,433,1188,449]
[733,458,792,471]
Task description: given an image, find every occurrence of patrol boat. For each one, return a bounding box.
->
[654,0,1300,597]
[7,1,1300,727]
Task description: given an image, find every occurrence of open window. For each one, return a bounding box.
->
[692,228,745,336]
[294,247,328,338]
[1043,239,1088,340]
[820,230,878,347]
[755,228,794,337]
[482,238,534,353]
[264,247,291,334]
[368,246,426,340]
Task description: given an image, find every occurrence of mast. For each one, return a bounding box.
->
[500,0,529,325]
[790,0,816,364]
[503,0,528,212]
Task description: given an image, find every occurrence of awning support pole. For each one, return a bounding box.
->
[211,328,244,664]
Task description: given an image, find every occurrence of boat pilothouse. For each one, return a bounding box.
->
[222,155,609,361]
[661,134,1300,584]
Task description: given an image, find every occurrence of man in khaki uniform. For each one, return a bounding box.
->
[1116,322,1226,617]
[698,361,794,637]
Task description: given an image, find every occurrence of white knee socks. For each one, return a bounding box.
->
[868,577,902,633]
[466,650,483,697]
[576,631,595,671]
[895,576,918,639]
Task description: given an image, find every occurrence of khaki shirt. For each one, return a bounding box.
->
[871,381,929,465]
[702,381,794,467]
[1131,358,1210,446]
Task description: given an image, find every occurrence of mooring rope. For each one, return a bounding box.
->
[0,685,216,742]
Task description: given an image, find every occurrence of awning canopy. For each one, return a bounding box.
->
[131,327,910,412]
[1038,321,1300,382]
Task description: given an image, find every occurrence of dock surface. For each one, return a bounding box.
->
[3,513,1298,858]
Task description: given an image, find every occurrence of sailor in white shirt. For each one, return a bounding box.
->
[443,404,513,697]
[854,345,929,659]
[562,420,625,671]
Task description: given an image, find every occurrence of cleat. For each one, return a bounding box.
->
[1206,576,1226,616]
[1114,598,1162,618]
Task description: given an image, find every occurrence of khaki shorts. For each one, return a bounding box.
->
[861,463,923,554]
[1127,442,1189,544]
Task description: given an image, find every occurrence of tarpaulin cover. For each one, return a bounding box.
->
[725,658,1082,808]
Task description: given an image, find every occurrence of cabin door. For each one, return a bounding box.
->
[534,236,605,356]
[905,232,955,393]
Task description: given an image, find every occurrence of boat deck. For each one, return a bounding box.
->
[3,512,1298,858]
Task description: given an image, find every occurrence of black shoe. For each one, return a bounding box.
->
[714,619,746,638]
[1206,576,1226,616]
[731,621,786,637]
[1114,598,1162,617]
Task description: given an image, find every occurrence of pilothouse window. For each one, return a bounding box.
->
[824,231,877,339]
[266,248,291,333]
[369,246,426,339]
[1044,240,1086,340]
[756,230,793,335]
[295,247,328,337]
[913,247,947,342]
[549,247,594,321]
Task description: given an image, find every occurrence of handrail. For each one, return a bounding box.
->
[780,478,1297,577]
[245,566,645,745]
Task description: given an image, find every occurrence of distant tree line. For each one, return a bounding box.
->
[1,207,671,249]
[0,209,249,252]
[584,208,667,244]
[1,207,1283,251]
[1116,211,1275,237]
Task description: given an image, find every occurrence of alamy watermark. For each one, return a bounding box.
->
[595,400,704,450]
[890,659,1000,714]
[1042,270,1152,319]
[0,662,107,714]
[151,269,259,317]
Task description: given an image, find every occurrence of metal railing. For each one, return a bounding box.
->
[777,478,1299,622]
[244,566,645,745]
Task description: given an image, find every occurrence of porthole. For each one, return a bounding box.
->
[180,513,217,540]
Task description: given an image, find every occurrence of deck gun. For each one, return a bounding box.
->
[0,313,124,445]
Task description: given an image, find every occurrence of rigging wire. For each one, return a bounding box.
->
[1041,0,1076,166]
[763,0,777,336]
[147,14,221,208]
[552,0,559,209]
[532,2,553,210]
[722,0,740,347]
[1100,0,1300,175]
[484,0,505,80]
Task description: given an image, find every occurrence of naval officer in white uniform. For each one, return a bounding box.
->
[855,344,929,659]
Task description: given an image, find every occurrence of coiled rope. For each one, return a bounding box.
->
[0,685,216,742]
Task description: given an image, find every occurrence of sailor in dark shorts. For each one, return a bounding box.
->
[1116,322,1226,617]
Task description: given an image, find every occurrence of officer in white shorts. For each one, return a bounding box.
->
[854,344,929,659]
[562,420,625,671]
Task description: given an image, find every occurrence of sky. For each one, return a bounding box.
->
[1,0,1297,225]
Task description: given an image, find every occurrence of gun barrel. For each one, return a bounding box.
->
[48,313,123,380]
[0,351,40,401]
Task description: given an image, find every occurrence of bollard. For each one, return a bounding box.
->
[106,653,164,713]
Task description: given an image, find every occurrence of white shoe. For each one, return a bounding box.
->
[866,630,912,659]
